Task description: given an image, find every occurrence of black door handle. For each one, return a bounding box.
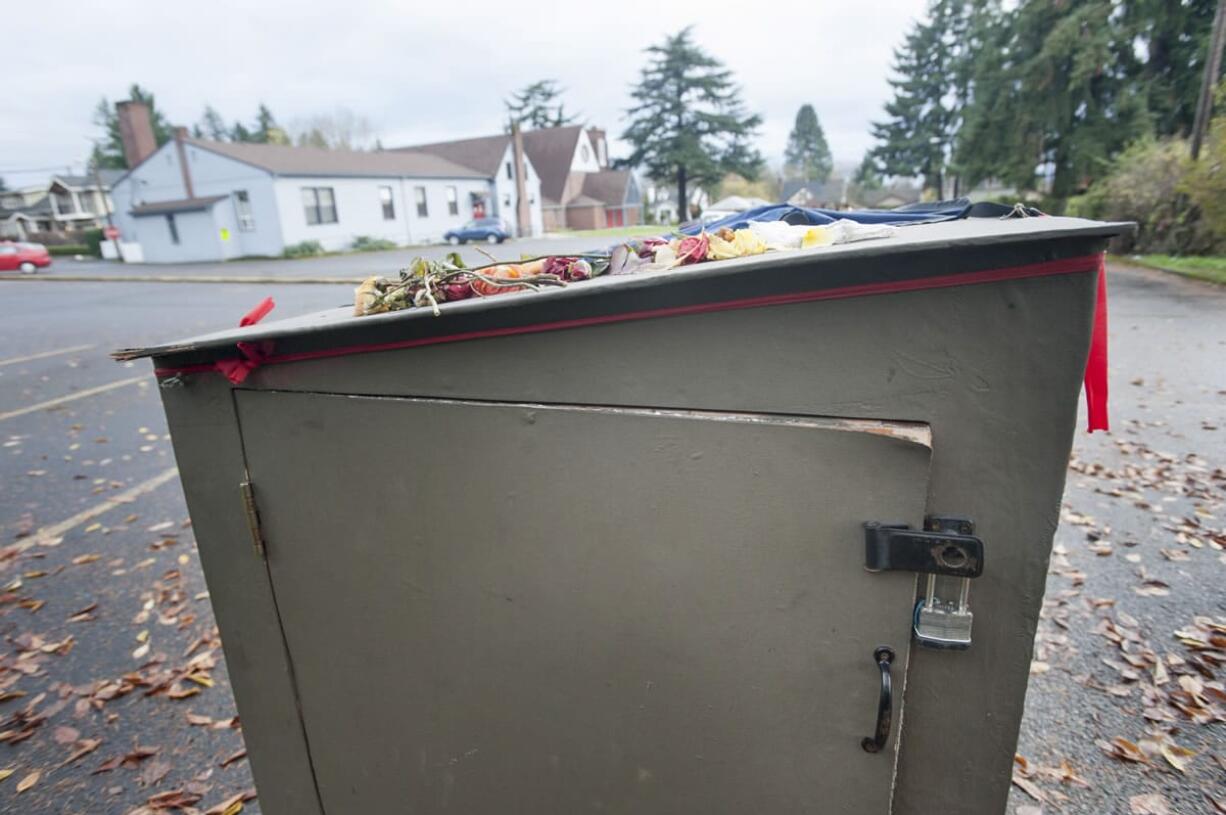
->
[861,646,895,753]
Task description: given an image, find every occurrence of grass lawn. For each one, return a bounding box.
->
[550,224,673,239]
[1122,254,1226,286]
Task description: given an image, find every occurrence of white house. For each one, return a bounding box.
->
[108,112,543,264]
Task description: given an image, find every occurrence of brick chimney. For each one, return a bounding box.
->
[115,101,157,168]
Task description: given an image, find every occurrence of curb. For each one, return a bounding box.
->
[0,275,358,285]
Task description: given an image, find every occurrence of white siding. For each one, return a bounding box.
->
[569,131,602,173]
[132,208,224,264]
[110,141,283,261]
[490,143,543,237]
[274,176,491,249]
[274,177,413,251]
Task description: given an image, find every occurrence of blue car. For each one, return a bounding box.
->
[444,217,510,245]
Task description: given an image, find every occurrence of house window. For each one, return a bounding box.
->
[446,186,458,216]
[505,161,512,180]
[504,195,511,207]
[414,186,428,217]
[379,186,395,220]
[166,213,180,245]
[301,187,337,225]
[233,190,255,231]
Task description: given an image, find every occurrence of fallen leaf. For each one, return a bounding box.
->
[53,725,79,744]
[1160,742,1196,774]
[1130,792,1171,814]
[16,770,39,793]
[0,768,13,782]
[219,748,247,768]
[139,758,171,786]
[1098,737,1148,764]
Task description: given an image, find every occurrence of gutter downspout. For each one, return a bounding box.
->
[511,122,531,238]
[174,127,195,199]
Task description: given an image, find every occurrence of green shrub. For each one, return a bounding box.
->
[283,240,325,258]
[1070,137,1216,254]
[1180,93,1226,252]
[83,228,105,257]
[350,235,398,252]
[47,244,89,256]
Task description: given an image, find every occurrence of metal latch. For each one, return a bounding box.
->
[864,516,984,650]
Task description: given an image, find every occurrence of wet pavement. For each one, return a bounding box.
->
[0,261,1221,814]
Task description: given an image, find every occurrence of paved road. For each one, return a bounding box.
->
[1007,266,1225,814]
[38,234,634,281]
[0,263,1221,813]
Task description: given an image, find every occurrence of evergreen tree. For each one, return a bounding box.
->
[1119,0,1219,138]
[505,80,578,130]
[955,0,1147,198]
[621,27,763,217]
[230,121,255,143]
[783,104,833,182]
[254,103,289,144]
[866,0,983,195]
[852,155,883,190]
[196,105,229,141]
[90,84,173,169]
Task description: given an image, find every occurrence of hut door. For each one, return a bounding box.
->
[236,392,931,814]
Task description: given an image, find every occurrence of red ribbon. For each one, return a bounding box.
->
[214,298,276,384]
[1082,256,1109,432]
[240,297,275,327]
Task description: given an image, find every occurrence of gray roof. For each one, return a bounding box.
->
[188,138,487,180]
[395,126,584,202]
[521,126,584,204]
[580,170,632,207]
[0,194,53,218]
[53,170,123,190]
[392,134,511,178]
[130,195,229,217]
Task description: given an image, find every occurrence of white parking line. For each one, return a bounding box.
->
[0,375,148,422]
[27,466,180,545]
[0,343,95,367]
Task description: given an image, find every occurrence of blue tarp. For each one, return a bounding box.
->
[678,198,984,234]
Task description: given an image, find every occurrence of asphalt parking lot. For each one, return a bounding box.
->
[0,259,1221,814]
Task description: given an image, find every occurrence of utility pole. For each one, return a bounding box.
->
[92,160,123,263]
[1191,0,1226,160]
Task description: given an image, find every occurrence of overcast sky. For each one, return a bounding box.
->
[3,0,928,188]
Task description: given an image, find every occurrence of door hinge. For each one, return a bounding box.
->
[240,480,266,559]
[864,516,985,651]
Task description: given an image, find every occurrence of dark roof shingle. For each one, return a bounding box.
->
[188,139,487,179]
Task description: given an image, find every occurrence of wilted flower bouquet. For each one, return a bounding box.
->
[353,219,895,317]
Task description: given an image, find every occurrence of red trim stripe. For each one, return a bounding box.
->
[154,253,1103,379]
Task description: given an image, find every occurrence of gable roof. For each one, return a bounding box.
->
[580,170,633,207]
[186,138,488,180]
[392,133,511,178]
[521,125,584,203]
[0,194,53,218]
[52,170,124,190]
[393,125,591,203]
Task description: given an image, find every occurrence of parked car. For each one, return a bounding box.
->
[443,218,510,245]
[0,241,52,274]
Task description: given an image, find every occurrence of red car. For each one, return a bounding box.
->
[0,241,52,274]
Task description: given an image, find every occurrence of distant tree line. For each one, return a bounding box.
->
[89,85,379,169]
[859,0,1221,202]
